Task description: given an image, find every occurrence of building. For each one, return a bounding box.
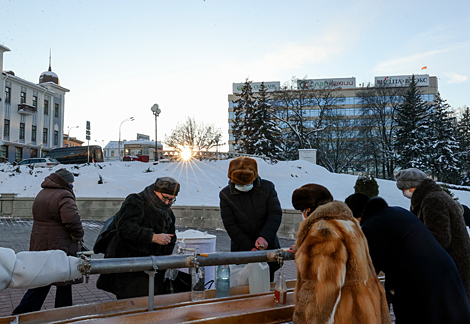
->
[63,135,84,147]
[227,75,438,153]
[103,140,124,161]
[0,45,69,163]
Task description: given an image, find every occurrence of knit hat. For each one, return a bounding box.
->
[228,156,258,185]
[154,177,180,196]
[292,184,333,211]
[395,168,428,190]
[55,168,74,183]
[345,193,369,219]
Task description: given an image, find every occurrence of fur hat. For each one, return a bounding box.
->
[292,184,333,211]
[154,177,180,196]
[345,192,369,219]
[55,168,74,183]
[228,156,258,185]
[395,168,428,190]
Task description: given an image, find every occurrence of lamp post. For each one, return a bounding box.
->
[151,104,161,162]
[66,126,79,147]
[214,135,220,160]
[119,117,134,161]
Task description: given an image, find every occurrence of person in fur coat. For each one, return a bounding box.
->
[291,184,391,324]
[396,168,470,301]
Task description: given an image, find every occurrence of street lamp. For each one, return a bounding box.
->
[119,117,134,161]
[214,135,220,160]
[66,126,79,147]
[151,104,161,162]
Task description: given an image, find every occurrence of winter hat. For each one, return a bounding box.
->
[395,168,428,190]
[345,193,370,219]
[55,168,74,184]
[228,156,258,185]
[292,184,333,211]
[154,177,180,196]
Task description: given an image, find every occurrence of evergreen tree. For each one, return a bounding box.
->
[232,79,256,153]
[250,82,283,160]
[394,76,432,170]
[427,93,460,183]
[457,106,470,184]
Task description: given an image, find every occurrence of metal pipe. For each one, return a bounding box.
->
[79,250,295,275]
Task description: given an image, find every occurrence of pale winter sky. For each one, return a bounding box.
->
[1,0,469,150]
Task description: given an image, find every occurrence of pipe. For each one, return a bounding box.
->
[79,250,295,275]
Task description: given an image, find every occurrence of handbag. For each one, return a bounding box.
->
[93,215,116,254]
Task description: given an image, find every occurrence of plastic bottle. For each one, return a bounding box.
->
[274,270,287,306]
[216,265,230,298]
[191,266,205,301]
[249,262,270,294]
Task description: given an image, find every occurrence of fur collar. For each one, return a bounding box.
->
[411,179,442,213]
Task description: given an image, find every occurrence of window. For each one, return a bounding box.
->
[32,125,37,142]
[3,119,10,137]
[0,145,8,159]
[44,100,49,115]
[32,96,38,108]
[43,128,48,144]
[54,130,59,145]
[20,91,26,104]
[19,123,25,140]
[54,103,59,118]
[111,150,115,157]
[5,87,11,104]
[15,147,22,161]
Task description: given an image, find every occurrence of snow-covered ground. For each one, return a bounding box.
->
[1,159,469,210]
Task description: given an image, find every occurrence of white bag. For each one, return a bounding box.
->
[229,264,250,287]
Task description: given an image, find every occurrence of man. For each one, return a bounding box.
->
[292,184,390,324]
[96,176,189,299]
[219,156,282,281]
[13,168,84,314]
[396,168,470,301]
[345,195,470,323]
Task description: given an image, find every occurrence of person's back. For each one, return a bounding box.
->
[360,197,470,324]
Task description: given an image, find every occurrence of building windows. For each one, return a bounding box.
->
[5,87,11,104]
[19,123,25,140]
[54,103,59,118]
[43,128,48,144]
[32,125,37,142]
[15,147,22,161]
[54,130,59,145]
[3,119,10,137]
[44,100,49,115]
[20,91,26,104]
[1,145,8,159]
[111,150,115,157]
[33,95,38,108]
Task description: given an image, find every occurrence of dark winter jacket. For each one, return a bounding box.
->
[411,179,470,301]
[96,184,179,299]
[361,197,470,324]
[30,173,83,256]
[219,177,282,251]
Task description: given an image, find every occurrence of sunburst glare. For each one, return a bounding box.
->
[180,147,193,161]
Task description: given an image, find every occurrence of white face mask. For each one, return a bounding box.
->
[235,183,253,192]
[403,189,413,199]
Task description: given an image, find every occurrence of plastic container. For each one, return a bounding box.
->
[190,266,205,301]
[274,270,287,306]
[216,265,230,298]
[249,262,270,294]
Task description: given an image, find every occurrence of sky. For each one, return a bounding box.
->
[1,158,470,209]
[1,0,469,150]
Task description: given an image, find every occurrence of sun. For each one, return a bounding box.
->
[180,147,193,161]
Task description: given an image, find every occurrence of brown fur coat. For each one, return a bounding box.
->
[293,201,391,324]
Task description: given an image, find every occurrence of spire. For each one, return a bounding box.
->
[48,48,52,72]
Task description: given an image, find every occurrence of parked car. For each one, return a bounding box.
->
[18,158,60,168]
[123,155,149,162]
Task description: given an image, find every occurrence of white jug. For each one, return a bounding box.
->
[248,262,270,294]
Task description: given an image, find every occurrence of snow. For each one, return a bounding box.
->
[1,159,470,209]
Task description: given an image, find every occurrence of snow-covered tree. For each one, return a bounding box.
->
[232,79,256,154]
[394,76,432,170]
[427,93,460,183]
[457,106,470,184]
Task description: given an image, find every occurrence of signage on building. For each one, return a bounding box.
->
[297,77,356,90]
[232,81,281,94]
[374,74,429,87]
[137,133,150,141]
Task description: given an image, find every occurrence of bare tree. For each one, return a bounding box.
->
[164,117,224,153]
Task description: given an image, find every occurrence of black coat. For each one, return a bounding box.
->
[411,179,470,301]
[361,197,470,324]
[96,185,182,299]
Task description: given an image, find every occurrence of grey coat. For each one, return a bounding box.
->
[411,179,470,301]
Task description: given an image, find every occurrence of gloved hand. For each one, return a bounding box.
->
[255,237,268,250]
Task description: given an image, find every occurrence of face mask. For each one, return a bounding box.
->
[403,189,413,199]
[70,184,74,189]
[235,183,253,192]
